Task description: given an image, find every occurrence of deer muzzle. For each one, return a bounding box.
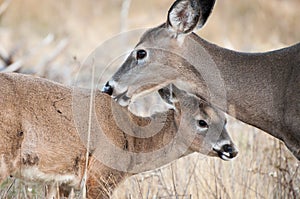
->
[102,81,131,106]
[213,144,238,161]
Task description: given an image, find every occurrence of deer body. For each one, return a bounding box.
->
[104,0,300,160]
[0,72,237,198]
[191,36,300,159]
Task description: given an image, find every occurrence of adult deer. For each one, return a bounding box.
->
[0,73,237,198]
[103,0,300,160]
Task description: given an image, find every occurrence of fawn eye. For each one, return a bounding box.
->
[198,120,208,128]
[136,49,147,60]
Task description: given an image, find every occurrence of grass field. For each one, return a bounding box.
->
[0,0,299,198]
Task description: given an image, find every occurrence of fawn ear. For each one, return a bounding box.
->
[158,85,184,107]
[167,0,216,34]
[158,87,174,105]
[158,86,180,106]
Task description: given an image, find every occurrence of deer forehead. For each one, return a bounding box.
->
[204,106,224,124]
[137,26,179,49]
[192,103,223,124]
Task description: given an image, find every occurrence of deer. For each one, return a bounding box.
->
[0,72,237,198]
[102,0,300,160]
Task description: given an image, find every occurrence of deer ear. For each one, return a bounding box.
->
[158,87,173,105]
[167,0,216,34]
[158,86,178,106]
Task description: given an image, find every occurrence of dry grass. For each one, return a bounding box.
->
[0,0,299,198]
[113,116,300,198]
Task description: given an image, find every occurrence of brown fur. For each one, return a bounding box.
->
[0,73,236,198]
[105,0,300,160]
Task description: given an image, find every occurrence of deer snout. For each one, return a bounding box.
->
[222,144,238,159]
[213,143,238,161]
[102,81,114,96]
[101,81,131,106]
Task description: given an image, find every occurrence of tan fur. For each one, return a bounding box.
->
[105,0,300,160]
[0,72,236,198]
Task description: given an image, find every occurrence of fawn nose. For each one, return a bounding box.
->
[223,144,233,153]
[222,144,238,159]
[213,143,238,160]
[102,81,114,96]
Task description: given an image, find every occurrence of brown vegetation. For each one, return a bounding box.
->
[0,0,299,198]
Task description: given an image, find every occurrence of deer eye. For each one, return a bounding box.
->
[198,120,208,128]
[136,49,147,60]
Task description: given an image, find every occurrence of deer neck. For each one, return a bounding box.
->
[188,34,300,141]
[86,93,187,197]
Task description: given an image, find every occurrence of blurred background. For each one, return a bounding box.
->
[0,0,299,198]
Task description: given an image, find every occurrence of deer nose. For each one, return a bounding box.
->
[223,144,233,153]
[102,81,114,96]
[213,143,238,161]
[222,144,238,159]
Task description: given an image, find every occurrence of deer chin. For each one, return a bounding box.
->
[115,86,157,107]
[131,83,171,100]
[113,90,131,107]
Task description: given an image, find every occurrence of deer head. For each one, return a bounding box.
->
[102,0,216,106]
